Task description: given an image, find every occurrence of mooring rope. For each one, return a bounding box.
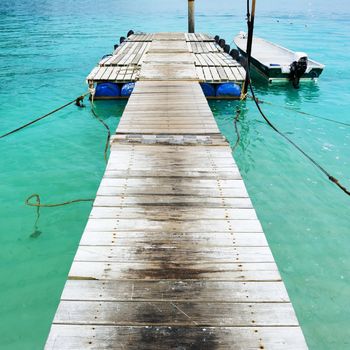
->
[90,100,111,163]
[232,106,242,154]
[249,96,350,127]
[16,90,111,237]
[25,194,94,208]
[248,81,350,196]
[25,194,94,238]
[0,93,89,139]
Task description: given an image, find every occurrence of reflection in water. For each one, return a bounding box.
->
[210,100,258,174]
[252,76,321,107]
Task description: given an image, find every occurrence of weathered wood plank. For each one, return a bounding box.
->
[53,301,299,326]
[45,325,308,350]
[89,207,258,220]
[93,195,252,208]
[69,261,282,281]
[61,280,289,302]
[102,171,240,179]
[74,245,272,263]
[79,231,267,247]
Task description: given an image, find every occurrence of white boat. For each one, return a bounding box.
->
[234,32,325,86]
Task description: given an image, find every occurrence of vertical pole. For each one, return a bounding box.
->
[242,0,256,98]
[188,0,195,33]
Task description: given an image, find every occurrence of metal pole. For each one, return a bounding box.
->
[188,0,195,33]
[242,0,256,98]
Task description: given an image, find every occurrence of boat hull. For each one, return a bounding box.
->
[237,48,323,83]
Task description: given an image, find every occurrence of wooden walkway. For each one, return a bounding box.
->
[45,33,308,349]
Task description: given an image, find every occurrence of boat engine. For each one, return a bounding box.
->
[289,52,308,88]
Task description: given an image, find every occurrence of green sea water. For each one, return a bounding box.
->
[0,1,349,349]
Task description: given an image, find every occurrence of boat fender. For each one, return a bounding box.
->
[113,44,119,50]
[95,83,121,98]
[127,30,134,37]
[101,54,112,60]
[214,35,220,43]
[200,83,216,97]
[230,49,240,61]
[216,83,241,97]
[238,56,248,70]
[121,82,136,97]
[289,53,308,88]
[218,39,226,49]
[120,36,126,44]
[224,44,230,54]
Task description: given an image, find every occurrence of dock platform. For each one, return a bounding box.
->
[45,33,308,349]
[87,32,246,87]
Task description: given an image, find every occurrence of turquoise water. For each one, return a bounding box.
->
[0,1,349,349]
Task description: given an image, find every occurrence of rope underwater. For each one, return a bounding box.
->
[26,194,94,238]
[248,82,350,196]
[232,106,243,154]
[18,91,111,237]
[90,100,111,164]
[248,96,350,127]
[0,93,89,139]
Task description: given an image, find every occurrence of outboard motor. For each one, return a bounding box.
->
[214,35,220,44]
[289,52,308,89]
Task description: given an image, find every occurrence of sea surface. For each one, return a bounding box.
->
[0,1,349,349]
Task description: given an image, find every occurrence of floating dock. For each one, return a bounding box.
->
[45,33,308,349]
[87,32,246,90]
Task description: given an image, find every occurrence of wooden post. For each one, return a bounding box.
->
[188,0,195,33]
[242,0,256,98]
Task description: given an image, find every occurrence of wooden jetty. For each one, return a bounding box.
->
[45,33,308,349]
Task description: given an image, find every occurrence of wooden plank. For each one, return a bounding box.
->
[216,66,228,81]
[45,325,308,350]
[79,231,267,247]
[93,67,107,80]
[108,67,121,81]
[53,301,299,326]
[86,66,99,81]
[61,280,289,302]
[140,63,197,81]
[103,168,242,179]
[74,245,272,263]
[100,66,114,80]
[210,66,221,82]
[93,195,253,208]
[89,207,258,220]
[224,66,236,80]
[203,66,212,81]
[196,67,205,81]
[69,261,282,281]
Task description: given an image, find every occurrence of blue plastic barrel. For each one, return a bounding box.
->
[121,82,135,97]
[95,83,120,98]
[200,83,216,97]
[216,83,241,97]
